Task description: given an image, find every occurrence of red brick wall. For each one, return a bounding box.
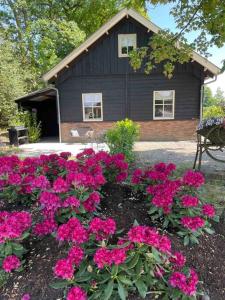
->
[61,120,198,142]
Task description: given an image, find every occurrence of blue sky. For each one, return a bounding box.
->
[147,3,225,95]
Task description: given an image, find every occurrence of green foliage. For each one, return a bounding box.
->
[105,119,140,162]
[9,110,41,143]
[130,30,191,78]
[25,111,42,143]
[131,0,225,75]
[204,87,225,107]
[0,38,26,127]
[203,105,225,119]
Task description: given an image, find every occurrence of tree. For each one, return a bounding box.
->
[203,87,215,107]
[0,0,147,86]
[0,37,27,126]
[130,0,225,77]
[214,87,225,105]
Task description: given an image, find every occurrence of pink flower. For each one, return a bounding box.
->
[0,211,31,243]
[169,271,186,289]
[111,248,127,265]
[202,204,215,218]
[67,246,84,266]
[170,252,186,268]
[39,191,61,212]
[131,168,143,184]
[67,286,87,300]
[89,217,116,241]
[63,196,80,208]
[181,195,199,207]
[8,173,22,185]
[116,172,128,183]
[54,258,74,279]
[31,175,50,190]
[3,255,20,272]
[53,177,69,193]
[169,269,198,296]
[183,170,205,188]
[33,218,57,236]
[21,294,31,300]
[93,248,112,269]
[181,216,205,231]
[57,218,88,244]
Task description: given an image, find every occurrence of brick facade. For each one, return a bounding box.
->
[61,120,198,142]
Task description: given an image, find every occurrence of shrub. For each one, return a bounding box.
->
[203,105,225,119]
[51,218,200,299]
[105,119,139,162]
[8,109,42,143]
[131,163,218,245]
[0,211,32,274]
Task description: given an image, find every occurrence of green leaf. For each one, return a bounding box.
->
[50,281,70,289]
[118,276,133,286]
[103,280,114,300]
[135,279,147,298]
[151,247,162,263]
[204,227,215,234]
[4,243,12,256]
[118,282,127,300]
[184,235,190,246]
[127,253,139,269]
[111,265,118,277]
[190,235,199,244]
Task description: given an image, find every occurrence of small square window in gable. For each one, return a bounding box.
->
[118,34,137,57]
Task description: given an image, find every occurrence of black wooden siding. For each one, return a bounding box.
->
[56,17,204,123]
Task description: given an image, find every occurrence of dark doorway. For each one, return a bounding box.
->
[16,88,59,141]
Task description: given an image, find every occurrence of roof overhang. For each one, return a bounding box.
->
[15,87,56,103]
[42,8,221,82]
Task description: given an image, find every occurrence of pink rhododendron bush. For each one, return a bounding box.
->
[52,217,199,299]
[131,163,218,245]
[0,149,220,299]
[0,211,32,276]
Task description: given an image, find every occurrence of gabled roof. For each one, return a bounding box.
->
[42,8,221,82]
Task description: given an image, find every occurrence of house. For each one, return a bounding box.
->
[16,8,221,142]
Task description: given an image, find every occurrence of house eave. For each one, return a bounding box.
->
[42,8,221,82]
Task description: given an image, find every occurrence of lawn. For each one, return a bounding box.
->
[0,149,224,300]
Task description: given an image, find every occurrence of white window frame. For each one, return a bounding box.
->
[118,34,137,58]
[82,93,103,122]
[153,90,175,120]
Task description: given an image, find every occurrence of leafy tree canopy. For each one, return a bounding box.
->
[130,0,225,77]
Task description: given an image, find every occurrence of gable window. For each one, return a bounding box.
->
[153,90,175,120]
[118,34,137,57]
[82,93,103,121]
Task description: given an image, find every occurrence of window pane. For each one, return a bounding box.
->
[155,91,174,100]
[83,94,101,107]
[128,46,134,53]
[164,99,173,104]
[155,99,163,104]
[84,107,93,120]
[121,46,128,54]
[164,105,173,118]
[155,105,163,117]
[93,107,102,119]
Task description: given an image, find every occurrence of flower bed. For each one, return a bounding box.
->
[0,149,224,299]
[197,117,225,145]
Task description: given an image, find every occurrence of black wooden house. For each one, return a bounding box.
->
[16,8,221,142]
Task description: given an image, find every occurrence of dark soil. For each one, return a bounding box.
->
[1,183,225,300]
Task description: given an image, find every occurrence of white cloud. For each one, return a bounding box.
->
[206,73,225,95]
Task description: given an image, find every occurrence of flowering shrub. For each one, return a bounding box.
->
[131,163,218,245]
[0,211,31,273]
[51,218,200,299]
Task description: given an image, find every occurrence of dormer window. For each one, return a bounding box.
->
[118,34,137,57]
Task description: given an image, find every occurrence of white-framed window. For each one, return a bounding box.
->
[82,93,103,121]
[118,34,137,57]
[153,90,175,120]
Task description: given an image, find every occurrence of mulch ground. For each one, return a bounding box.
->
[1,183,225,300]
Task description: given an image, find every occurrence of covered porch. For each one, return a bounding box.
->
[16,87,60,141]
